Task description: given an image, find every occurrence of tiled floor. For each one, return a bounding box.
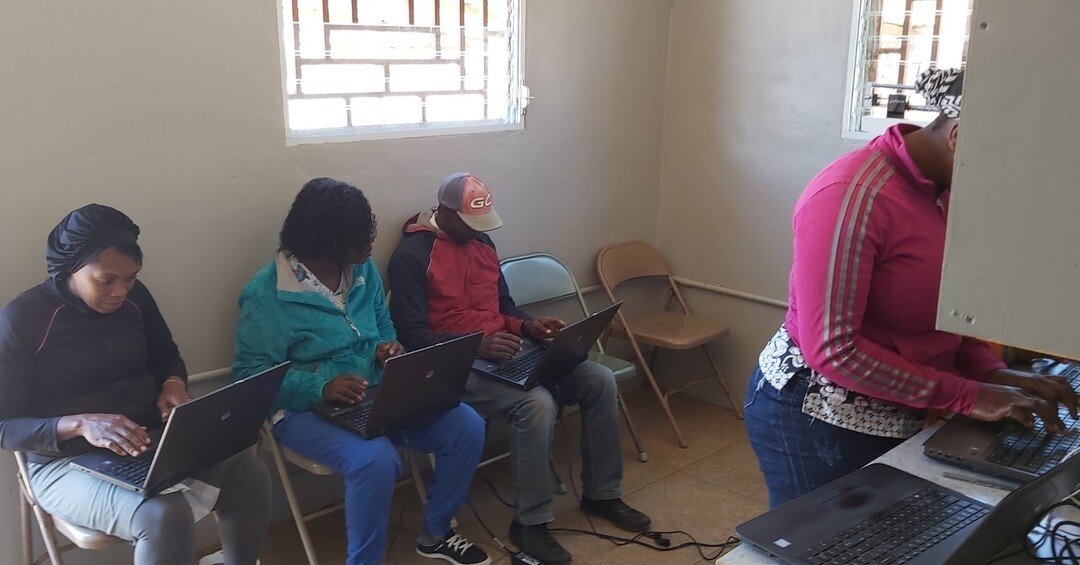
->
[259,386,767,564]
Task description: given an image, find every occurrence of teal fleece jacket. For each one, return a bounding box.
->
[233,254,397,412]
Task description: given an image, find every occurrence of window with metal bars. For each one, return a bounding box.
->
[278,0,525,143]
[844,0,972,136]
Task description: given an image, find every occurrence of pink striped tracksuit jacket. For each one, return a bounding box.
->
[785,124,1005,415]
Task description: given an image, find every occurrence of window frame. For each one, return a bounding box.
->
[275,0,528,145]
[842,0,970,140]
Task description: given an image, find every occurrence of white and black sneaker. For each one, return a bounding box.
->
[417,532,491,565]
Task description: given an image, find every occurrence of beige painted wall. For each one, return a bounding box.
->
[0,1,671,561]
[654,0,862,406]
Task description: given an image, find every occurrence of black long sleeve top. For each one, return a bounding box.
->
[0,279,186,463]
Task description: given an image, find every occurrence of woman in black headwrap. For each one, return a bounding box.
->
[0,204,271,565]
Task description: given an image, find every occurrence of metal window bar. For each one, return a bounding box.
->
[852,0,972,124]
[287,0,519,130]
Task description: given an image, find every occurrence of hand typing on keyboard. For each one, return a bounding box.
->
[970,383,1067,434]
[982,368,1080,419]
[60,413,151,457]
[323,374,368,405]
[479,331,522,360]
[523,318,566,340]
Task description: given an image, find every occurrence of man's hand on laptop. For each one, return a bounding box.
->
[376,341,405,366]
[523,318,566,340]
[970,383,1067,433]
[479,331,522,360]
[77,414,152,457]
[982,368,1079,419]
[324,374,368,405]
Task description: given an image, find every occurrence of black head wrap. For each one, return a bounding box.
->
[915,68,964,119]
[45,204,140,279]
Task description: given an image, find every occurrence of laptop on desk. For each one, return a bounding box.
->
[472,302,622,391]
[70,362,289,496]
[735,449,1080,565]
[924,361,1080,483]
[312,332,482,439]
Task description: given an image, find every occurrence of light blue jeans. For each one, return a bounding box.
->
[463,360,623,525]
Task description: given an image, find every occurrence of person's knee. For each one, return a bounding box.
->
[220,450,272,506]
[131,494,195,541]
[341,437,401,483]
[509,387,558,429]
[582,365,618,405]
[446,403,486,450]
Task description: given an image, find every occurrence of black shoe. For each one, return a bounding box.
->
[509,520,572,564]
[580,497,652,532]
[417,532,491,565]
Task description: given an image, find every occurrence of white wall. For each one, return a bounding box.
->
[654,0,862,405]
[0,1,672,562]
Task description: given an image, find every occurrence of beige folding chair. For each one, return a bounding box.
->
[500,252,648,462]
[260,422,432,565]
[596,241,743,449]
[15,451,123,565]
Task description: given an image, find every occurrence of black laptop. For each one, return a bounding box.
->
[471,302,621,390]
[70,362,289,496]
[312,332,482,439]
[736,450,1080,565]
[923,360,1080,483]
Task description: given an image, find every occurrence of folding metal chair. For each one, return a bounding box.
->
[500,252,648,462]
[596,241,742,449]
[14,451,123,565]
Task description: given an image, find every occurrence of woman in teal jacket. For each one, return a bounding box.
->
[233,178,488,565]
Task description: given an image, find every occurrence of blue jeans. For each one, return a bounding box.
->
[743,365,904,509]
[462,360,623,525]
[273,404,485,565]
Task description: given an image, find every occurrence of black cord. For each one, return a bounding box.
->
[480,475,515,509]
[553,430,741,561]
[465,499,516,558]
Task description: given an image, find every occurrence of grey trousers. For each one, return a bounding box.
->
[29,450,271,565]
[463,360,623,525]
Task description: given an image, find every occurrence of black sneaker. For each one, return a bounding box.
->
[580,497,651,532]
[417,532,491,565]
[509,521,572,564]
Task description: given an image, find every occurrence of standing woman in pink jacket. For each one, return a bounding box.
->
[744,69,1078,508]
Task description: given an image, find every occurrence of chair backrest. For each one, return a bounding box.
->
[500,253,586,310]
[596,241,672,290]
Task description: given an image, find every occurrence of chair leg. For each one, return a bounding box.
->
[407,452,429,506]
[21,494,33,565]
[30,505,64,565]
[624,335,688,448]
[701,346,744,419]
[262,425,319,565]
[617,392,648,462]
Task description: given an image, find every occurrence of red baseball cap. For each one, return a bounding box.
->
[437,173,503,232]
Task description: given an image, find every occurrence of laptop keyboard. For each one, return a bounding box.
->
[335,402,374,432]
[490,348,546,383]
[987,363,1080,475]
[104,453,155,485]
[798,487,988,565]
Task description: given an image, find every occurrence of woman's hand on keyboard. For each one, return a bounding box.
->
[983,369,1079,419]
[69,414,151,457]
[376,341,405,366]
[970,383,1067,433]
[323,374,368,405]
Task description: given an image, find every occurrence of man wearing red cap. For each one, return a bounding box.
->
[389,173,650,563]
